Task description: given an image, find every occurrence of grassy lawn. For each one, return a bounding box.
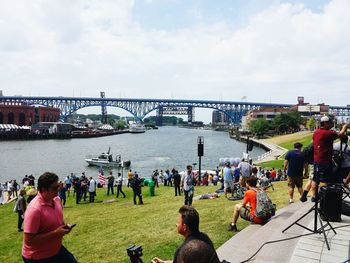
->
[262,131,312,148]
[259,132,313,169]
[0,181,291,263]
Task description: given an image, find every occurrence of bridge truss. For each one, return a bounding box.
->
[0,96,349,124]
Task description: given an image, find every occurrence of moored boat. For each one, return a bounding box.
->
[85,149,131,167]
[129,123,146,133]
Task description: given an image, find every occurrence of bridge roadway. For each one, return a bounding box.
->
[0,96,349,124]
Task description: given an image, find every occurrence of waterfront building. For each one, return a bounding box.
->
[212,110,229,126]
[246,107,292,124]
[0,104,60,126]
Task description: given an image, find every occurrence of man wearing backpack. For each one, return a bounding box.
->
[228,177,273,232]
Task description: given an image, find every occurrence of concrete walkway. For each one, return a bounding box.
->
[217,199,350,263]
[252,138,288,164]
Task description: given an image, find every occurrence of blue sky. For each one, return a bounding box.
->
[132,0,329,30]
[0,0,349,122]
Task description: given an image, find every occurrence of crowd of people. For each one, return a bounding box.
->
[0,175,36,204]
[3,115,350,263]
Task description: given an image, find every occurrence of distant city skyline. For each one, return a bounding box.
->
[1,0,350,122]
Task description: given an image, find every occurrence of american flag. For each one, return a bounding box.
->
[98,166,106,186]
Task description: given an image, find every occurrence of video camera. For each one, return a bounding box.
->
[126,245,143,263]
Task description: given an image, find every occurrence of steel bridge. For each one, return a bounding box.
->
[0,96,349,124]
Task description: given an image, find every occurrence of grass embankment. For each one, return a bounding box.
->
[259,131,313,169]
[0,182,291,263]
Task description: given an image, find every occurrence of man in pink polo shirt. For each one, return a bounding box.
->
[22,172,78,262]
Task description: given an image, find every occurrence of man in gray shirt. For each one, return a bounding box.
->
[181,165,195,206]
[238,159,252,187]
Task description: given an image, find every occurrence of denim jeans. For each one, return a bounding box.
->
[184,189,193,206]
[23,246,78,263]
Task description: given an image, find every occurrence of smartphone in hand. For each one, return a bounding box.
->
[64,224,76,229]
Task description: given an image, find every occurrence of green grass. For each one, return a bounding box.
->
[0,182,291,263]
[279,133,313,150]
[259,133,313,169]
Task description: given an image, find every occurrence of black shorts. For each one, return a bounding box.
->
[313,163,334,183]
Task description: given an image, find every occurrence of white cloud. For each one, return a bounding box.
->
[1,0,350,115]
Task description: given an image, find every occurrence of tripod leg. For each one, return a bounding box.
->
[317,211,331,250]
[282,207,314,233]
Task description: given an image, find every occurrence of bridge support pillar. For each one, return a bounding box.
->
[187,106,194,124]
[100,91,108,124]
[156,107,163,126]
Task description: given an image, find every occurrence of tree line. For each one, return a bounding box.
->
[249,111,317,136]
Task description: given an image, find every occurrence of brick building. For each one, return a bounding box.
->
[212,110,229,126]
[0,104,60,126]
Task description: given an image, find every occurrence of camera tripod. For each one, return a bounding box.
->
[129,256,143,263]
[282,179,336,250]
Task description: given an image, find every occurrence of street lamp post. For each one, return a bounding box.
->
[197,136,204,183]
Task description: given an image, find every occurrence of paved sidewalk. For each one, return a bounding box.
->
[290,214,350,263]
[252,138,288,164]
[217,200,350,263]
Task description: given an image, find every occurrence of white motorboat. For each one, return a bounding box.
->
[85,149,131,167]
[129,123,146,133]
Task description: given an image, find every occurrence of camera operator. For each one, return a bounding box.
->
[151,205,219,263]
[312,116,347,187]
[130,173,143,205]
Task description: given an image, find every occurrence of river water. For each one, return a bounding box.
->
[0,127,265,182]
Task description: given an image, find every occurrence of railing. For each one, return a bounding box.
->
[257,150,274,161]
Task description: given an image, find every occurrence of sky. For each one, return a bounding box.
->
[0,0,349,122]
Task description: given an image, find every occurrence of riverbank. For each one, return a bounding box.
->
[0,181,290,263]
[0,129,130,140]
[254,131,313,167]
[230,131,313,165]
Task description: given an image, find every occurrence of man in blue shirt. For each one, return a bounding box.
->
[223,162,234,198]
[284,142,306,204]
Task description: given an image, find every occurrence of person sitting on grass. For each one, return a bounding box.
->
[228,176,268,232]
[151,205,220,263]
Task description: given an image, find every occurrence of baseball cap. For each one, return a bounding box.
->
[320,116,330,122]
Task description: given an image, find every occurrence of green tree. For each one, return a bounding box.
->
[272,111,302,133]
[115,120,127,129]
[249,118,270,135]
[306,117,316,130]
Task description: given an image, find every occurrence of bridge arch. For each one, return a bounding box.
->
[61,103,140,122]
